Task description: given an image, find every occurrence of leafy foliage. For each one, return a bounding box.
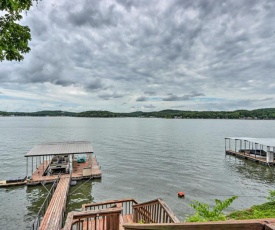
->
[0,0,38,61]
[266,190,275,202]
[138,219,145,224]
[186,196,238,222]
[227,201,275,220]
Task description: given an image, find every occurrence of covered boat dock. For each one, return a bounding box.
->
[25,141,101,185]
[225,137,275,165]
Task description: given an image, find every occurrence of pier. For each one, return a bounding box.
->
[225,137,275,165]
[25,141,101,185]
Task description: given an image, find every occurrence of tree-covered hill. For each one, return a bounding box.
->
[1,108,275,119]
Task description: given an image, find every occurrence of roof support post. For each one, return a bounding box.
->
[267,146,274,163]
[235,139,236,153]
[240,140,242,152]
[43,156,44,176]
[244,141,246,155]
[26,157,28,178]
[254,143,257,158]
[260,145,262,157]
[69,154,72,176]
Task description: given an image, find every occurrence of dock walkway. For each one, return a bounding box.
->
[39,176,70,230]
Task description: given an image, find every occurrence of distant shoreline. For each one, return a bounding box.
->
[1,108,275,119]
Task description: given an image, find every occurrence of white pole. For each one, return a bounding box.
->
[26,157,28,178]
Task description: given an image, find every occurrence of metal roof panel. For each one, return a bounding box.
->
[25,141,93,157]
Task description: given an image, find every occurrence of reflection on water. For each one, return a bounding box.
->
[66,181,95,214]
[225,155,275,184]
[25,184,51,228]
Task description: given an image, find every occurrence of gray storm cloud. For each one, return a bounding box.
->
[0,0,275,112]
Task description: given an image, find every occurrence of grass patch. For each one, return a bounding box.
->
[227,201,275,220]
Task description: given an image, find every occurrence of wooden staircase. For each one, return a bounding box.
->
[62,198,179,230]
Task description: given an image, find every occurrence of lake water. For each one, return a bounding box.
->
[0,117,275,229]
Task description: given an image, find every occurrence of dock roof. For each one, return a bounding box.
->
[226,137,275,148]
[25,141,93,157]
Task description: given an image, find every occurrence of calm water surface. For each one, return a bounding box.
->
[0,117,275,229]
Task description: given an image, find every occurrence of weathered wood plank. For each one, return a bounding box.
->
[266,223,275,230]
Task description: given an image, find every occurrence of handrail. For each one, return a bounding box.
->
[82,198,138,216]
[31,178,58,230]
[132,198,160,207]
[132,198,180,224]
[63,207,123,230]
[82,198,138,210]
[124,218,275,230]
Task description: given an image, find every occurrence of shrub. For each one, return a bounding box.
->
[186,196,238,222]
[267,190,275,202]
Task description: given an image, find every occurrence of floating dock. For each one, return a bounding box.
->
[0,141,101,188]
[225,137,275,166]
[0,178,27,187]
[25,141,101,186]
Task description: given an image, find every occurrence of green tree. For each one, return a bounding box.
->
[0,0,36,61]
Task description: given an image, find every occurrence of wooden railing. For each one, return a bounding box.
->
[62,207,122,230]
[132,198,180,224]
[124,218,275,230]
[82,198,138,216]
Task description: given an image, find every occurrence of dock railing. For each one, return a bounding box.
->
[62,207,122,230]
[31,179,58,230]
[82,198,138,216]
[132,198,180,224]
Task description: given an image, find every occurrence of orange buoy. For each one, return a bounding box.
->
[178,192,185,198]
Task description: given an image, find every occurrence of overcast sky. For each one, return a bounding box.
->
[1,0,275,112]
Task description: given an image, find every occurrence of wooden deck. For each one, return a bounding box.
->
[39,177,70,230]
[28,155,101,185]
[226,150,275,165]
[72,156,101,180]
